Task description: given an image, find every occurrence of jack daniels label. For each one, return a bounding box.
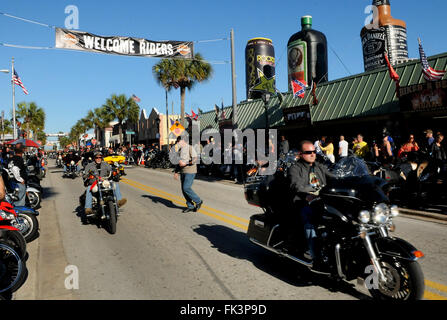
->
[362,25,408,71]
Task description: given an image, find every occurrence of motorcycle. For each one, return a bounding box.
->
[104,154,126,182]
[0,238,28,294]
[0,202,29,293]
[64,161,79,179]
[2,167,42,210]
[79,171,120,234]
[245,156,425,300]
[1,197,39,243]
[149,150,171,169]
[367,152,447,212]
[56,154,63,168]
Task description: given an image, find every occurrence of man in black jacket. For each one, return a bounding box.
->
[289,140,336,262]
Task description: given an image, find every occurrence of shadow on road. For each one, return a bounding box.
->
[41,187,59,200]
[141,195,184,210]
[192,223,372,300]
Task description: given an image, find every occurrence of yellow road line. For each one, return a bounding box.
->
[425,280,447,294]
[120,178,248,231]
[121,177,447,297]
[122,177,250,224]
[424,290,447,300]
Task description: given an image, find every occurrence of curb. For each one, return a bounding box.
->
[398,207,447,224]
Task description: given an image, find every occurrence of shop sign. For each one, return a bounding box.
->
[282,105,311,125]
[399,79,447,112]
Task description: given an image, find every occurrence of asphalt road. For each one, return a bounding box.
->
[21,162,447,300]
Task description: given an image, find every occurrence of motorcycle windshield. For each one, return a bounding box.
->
[329,156,370,178]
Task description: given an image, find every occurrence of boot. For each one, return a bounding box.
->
[117,198,127,208]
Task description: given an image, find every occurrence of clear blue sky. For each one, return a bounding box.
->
[0,0,446,136]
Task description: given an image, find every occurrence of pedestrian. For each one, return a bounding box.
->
[173,135,203,213]
[430,134,446,173]
[353,134,369,159]
[314,136,326,157]
[338,135,349,159]
[319,137,335,163]
[397,134,419,158]
[422,129,435,154]
[279,135,289,156]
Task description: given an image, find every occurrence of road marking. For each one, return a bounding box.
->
[121,177,250,224]
[425,280,447,294]
[121,176,447,299]
[120,178,248,231]
[424,290,447,300]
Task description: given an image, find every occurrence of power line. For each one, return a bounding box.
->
[0,11,55,28]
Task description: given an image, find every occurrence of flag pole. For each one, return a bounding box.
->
[11,57,16,140]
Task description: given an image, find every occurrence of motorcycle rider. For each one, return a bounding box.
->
[9,144,28,206]
[83,151,127,217]
[288,140,336,262]
[63,150,81,176]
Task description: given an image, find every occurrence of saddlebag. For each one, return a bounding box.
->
[244,176,272,208]
[247,213,281,246]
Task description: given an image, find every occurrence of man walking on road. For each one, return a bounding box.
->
[173,136,203,213]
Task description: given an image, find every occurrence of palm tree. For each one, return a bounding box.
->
[102,94,140,145]
[16,102,46,139]
[153,53,213,125]
[87,106,114,146]
[0,119,13,142]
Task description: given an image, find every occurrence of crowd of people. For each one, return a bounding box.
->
[311,129,446,168]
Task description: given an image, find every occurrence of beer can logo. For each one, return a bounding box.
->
[177,44,191,56]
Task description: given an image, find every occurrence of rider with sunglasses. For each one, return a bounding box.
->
[288,140,336,262]
[83,151,127,216]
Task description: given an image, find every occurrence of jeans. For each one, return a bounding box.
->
[180,173,201,209]
[13,182,27,207]
[85,181,122,209]
[300,205,316,260]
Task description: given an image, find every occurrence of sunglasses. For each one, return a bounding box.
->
[301,150,317,155]
[95,156,102,159]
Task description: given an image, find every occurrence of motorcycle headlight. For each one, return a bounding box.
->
[358,210,371,224]
[373,203,389,224]
[92,185,98,193]
[102,180,111,189]
[390,205,399,217]
[71,160,75,165]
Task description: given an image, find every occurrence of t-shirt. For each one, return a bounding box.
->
[308,166,321,195]
[339,140,349,157]
[353,141,369,158]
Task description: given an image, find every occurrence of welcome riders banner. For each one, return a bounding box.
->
[55,28,194,59]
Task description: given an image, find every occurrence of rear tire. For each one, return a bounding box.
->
[26,191,41,209]
[367,257,425,301]
[107,201,117,235]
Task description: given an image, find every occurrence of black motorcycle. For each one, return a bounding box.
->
[80,172,119,234]
[368,152,447,212]
[64,161,79,179]
[245,156,425,300]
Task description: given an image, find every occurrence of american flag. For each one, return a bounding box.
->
[13,70,29,95]
[418,38,446,81]
[131,94,141,102]
[291,79,307,98]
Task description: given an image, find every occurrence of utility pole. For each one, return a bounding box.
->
[230,29,237,128]
[11,57,16,140]
[166,89,169,148]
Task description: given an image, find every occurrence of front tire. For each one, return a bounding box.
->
[367,258,425,301]
[106,201,117,235]
[15,213,39,243]
[27,191,41,209]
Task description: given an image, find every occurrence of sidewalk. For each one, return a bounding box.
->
[13,185,79,300]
